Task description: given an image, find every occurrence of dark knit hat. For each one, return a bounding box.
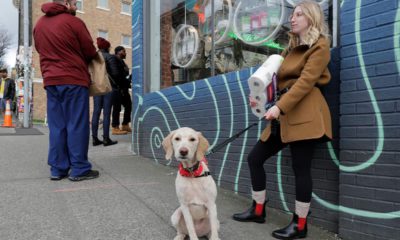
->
[96,37,111,50]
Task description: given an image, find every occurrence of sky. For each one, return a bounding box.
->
[0,0,19,67]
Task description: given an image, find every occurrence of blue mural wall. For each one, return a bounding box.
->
[337,0,400,239]
[131,0,400,239]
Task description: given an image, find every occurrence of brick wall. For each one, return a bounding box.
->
[32,81,46,121]
[338,0,400,239]
[160,6,173,89]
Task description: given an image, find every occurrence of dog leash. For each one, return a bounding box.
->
[205,122,259,157]
[204,86,291,157]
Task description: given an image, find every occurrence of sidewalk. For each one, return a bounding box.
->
[0,126,339,240]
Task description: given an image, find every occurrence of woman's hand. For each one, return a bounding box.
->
[249,96,257,108]
[264,105,281,120]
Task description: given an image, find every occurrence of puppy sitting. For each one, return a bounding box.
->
[162,127,220,240]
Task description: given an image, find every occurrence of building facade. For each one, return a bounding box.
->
[30,0,132,120]
[130,0,400,239]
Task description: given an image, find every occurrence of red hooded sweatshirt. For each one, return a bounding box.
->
[33,3,97,88]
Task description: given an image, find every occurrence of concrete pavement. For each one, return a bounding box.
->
[0,126,340,240]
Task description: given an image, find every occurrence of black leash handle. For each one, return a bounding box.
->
[205,122,259,157]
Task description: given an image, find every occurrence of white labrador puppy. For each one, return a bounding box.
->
[163,127,220,240]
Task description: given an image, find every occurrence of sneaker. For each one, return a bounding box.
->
[50,174,68,181]
[112,127,128,135]
[68,170,99,182]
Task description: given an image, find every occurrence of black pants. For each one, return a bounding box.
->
[111,89,132,127]
[247,130,317,202]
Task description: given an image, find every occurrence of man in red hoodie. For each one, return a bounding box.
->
[34,0,99,181]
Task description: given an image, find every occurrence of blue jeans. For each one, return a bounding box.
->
[46,85,91,177]
[91,92,113,138]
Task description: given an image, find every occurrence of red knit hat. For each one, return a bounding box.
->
[96,37,111,50]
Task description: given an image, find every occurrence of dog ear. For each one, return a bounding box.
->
[196,132,209,161]
[162,130,175,160]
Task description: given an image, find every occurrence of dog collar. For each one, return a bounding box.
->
[179,158,210,178]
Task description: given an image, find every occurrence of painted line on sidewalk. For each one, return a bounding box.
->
[53,181,160,193]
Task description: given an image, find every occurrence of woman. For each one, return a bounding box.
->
[232,1,332,239]
[91,37,118,147]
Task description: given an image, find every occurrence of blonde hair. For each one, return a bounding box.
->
[288,1,330,49]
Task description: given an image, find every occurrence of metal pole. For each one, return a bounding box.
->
[332,0,339,47]
[210,0,215,76]
[23,0,30,128]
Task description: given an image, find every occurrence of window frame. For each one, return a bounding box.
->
[121,1,132,16]
[121,34,132,48]
[97,0,109,10]
[76,0,84,13]
[97,30,109,40]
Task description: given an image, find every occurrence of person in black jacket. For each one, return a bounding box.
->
[91,37,119,145]
[0,67,15,116]
[110,46,132,134]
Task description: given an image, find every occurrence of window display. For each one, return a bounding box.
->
[148,0,333,91]
[232,0,285,45]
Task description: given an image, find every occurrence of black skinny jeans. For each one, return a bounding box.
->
[247,130,317,202]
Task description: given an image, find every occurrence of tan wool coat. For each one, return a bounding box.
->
[260,36,332,143]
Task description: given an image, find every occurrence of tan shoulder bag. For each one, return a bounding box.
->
[88,51,112,96]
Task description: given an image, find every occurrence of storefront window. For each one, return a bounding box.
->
[146,0,333,92]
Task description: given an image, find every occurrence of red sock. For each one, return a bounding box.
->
[297,217,307,231]
[255,203,264,216]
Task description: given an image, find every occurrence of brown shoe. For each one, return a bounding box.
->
[121,124,132,132]
[112,127,128,135]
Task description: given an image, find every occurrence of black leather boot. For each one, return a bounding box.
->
[92,136,103,146]
[272,213,307,239]
[103,136,118,146]
[232,200,266,223]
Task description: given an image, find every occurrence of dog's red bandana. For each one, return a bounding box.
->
[179,157,210,178]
